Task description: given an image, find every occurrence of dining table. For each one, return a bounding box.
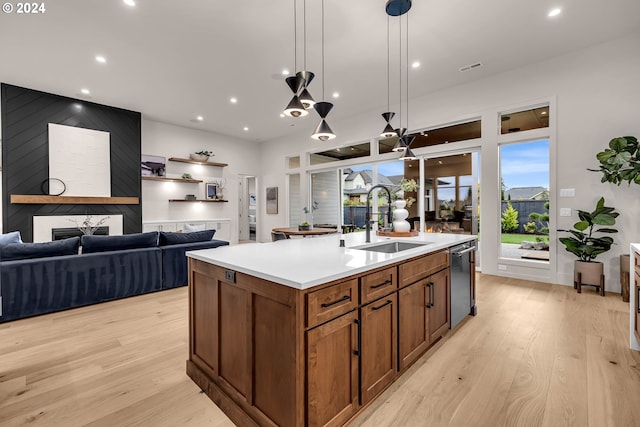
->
[272,226,338,238]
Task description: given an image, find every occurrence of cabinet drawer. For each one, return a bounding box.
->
[306,279,359,328]
[360,266,397,304]
[399,249,450,288]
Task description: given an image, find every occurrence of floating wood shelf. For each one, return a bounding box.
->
[11,195,140,205]
[142,176,202,183]
[169,199,228,203]
[168,157,228,167]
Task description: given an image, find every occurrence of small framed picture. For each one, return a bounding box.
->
[249,193,256,206]
[205,183,218,199]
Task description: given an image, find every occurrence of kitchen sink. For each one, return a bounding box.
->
[353,241,432,254]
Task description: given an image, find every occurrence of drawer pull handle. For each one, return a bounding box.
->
[370,279,392,289]
[321,295,351,308]
[426,282,434,308]
[371,299,393,311]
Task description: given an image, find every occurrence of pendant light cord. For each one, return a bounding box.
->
[406,13,409,132]
[293,0,297,73]
[303,0,307,71]
[386,16,390,112]
[321,0,325,99]
[398,13,402,131]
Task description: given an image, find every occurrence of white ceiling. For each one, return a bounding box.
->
[1,0,639,142]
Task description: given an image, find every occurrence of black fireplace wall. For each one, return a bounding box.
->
[1,83,142,242]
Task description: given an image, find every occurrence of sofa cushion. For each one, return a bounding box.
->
[81,232,159,253]
[183,223,206,232]
[159,229,216,246]
[0,231,23,247]
[0,237,80,261]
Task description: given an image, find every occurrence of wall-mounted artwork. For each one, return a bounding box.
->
[266,187,278,214]
[48,123,111,197]
[249,193,256,206]
[141,154,166,177]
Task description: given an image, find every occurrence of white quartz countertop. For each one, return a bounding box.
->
[187,232,476,290]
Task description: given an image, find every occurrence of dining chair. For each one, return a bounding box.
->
[271,231,288,241]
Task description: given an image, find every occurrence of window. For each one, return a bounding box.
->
[379,120,481,154]
[310,142,371,165]
[310,170,340,227]
[500,106,549,134]
[499,139,550,262]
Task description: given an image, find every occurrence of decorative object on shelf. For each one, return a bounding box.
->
[302,200,318,228]
[185,194,197,200]
[558,196,619,295]
[266,187,278,214]
[210,178,226,200]
[141,154,166,177]
[68,214,110,236]
[205,182,217,199]
[189,150,214,162]
[589,136,639,186]
[392,199,411,232]
[182,173,193,179]
[40,178,66,196]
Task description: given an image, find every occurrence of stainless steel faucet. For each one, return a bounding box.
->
[365,185,393,243]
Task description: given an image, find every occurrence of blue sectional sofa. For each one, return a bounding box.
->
[0,230,228,323]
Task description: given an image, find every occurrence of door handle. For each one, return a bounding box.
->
[370,279,392,289]
[371,299,393,311]
[426,282,434,308]
[321,295,350,308]
[353,319,361,356]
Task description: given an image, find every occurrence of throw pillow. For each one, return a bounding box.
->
[183,223,206,232]
[81,232,159,253]
[0,231,23,247]
[159,229,216,246]
[0,236,80,261]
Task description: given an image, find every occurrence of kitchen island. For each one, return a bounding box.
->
[186,232,476,427]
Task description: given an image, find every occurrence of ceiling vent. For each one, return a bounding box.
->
[459,62,483,72]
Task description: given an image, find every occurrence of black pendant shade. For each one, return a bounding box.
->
[394,127,407,137]
[313,101,334,119]
[399,146,417,160]
[311,119,336,141]
[296,70,315,87]
[285,75,304,94]
[392,136,408,152]
[299,88,316,109]
[283,95,308,117]
[403,135,415,146]
[381,112,395,122]
[381,123,397,138]
[385,0,412,16]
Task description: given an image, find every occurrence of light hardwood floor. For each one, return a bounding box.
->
[1,274,639,427]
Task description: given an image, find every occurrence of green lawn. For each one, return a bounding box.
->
[501,233,548,244]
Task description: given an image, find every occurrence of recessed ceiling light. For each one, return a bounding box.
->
[282,69,290,75]
[332,92,340,98]
[196,116,204,121]
[541,111,547,115]
[95,55,106,63]
[548,8,561,17]
[80,88,90,95]
[412,61,420,69]
[230,97,238,104]
[243,126,249,131]
[123,0,135,6]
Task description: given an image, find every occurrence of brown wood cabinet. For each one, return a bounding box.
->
[307,311,359,427]
[187,247,462,427]
[360,293,397,405]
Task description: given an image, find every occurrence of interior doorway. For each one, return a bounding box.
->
[238,175,257,243]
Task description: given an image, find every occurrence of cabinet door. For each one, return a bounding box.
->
[635,271,640,342]
[427,268,450,344]
[398,278,429,371]
[307,310,359,427]
[361,294,397,404]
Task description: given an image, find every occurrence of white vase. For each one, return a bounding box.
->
[392,200,411,232]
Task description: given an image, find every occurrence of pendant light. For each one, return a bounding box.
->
[391,14,406,152]
[380,17,397,138]
[283,0,310,118]
[399,146,417,160]
[311,0,335,141]
[385,0,412,16]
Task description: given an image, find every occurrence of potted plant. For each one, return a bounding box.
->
[558,197,619,295]
[589,136,639,185]
[189,150,214,162]
[298,221,311,231]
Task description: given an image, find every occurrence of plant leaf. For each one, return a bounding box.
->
[574,221,589,231]
[609,137,628,151]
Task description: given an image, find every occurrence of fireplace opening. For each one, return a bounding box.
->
[52,227,109,241]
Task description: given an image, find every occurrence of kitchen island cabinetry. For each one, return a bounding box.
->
[187,232,476,426]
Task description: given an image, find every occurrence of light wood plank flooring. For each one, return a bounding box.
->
[1,274,639,427]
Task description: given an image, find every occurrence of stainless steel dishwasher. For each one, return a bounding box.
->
[450,241,476,329]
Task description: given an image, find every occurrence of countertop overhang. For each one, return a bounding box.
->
[188,232,476,290]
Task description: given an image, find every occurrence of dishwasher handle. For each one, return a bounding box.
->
[452,247,475,257]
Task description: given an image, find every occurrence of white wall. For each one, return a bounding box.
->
[142,120,261,244]
[258,33,640,291]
